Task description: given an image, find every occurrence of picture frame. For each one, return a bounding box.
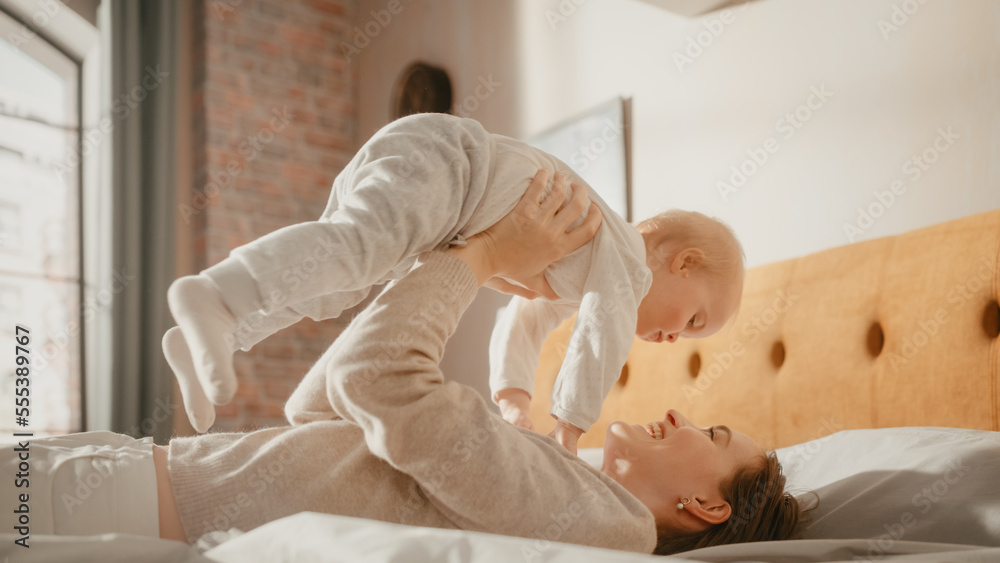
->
[527,97,632,222]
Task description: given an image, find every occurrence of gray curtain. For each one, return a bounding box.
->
[108,0,178,443]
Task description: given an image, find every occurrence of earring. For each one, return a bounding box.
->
[677,497,691,510]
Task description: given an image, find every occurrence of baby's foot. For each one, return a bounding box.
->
[162,327,215,433]
[167,275,239,404]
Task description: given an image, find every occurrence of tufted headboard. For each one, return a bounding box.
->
[529,209,1000,449]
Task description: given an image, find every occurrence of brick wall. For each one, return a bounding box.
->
[187,0,358,431]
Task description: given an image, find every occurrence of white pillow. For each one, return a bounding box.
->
[583,427,1000,548]
[776,427,1000,548]
[578,447,605,470]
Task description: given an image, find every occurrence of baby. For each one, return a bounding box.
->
[491,208,745,452]
[163,112,745,454]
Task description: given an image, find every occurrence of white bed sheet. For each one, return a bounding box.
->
[0,533,210,563]
[203,511,671,563]
[200,512,1000,563]
[4,521,999,563]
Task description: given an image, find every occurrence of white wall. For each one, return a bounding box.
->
[355,0,1000,397]
[517,0,999,267]
[354,0,522,137]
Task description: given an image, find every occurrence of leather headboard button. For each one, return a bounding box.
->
[771,341,785,369]
[984,300,1000,339]
[688,352,701,378]
[867,322,885,356]
[617,363,629,386]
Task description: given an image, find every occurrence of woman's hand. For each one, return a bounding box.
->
[447,170,602,290]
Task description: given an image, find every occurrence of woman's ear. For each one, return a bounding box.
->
[669,248,706,276]
[687,497,732,526]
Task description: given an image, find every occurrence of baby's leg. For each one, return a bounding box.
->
[229,287,375,351]
[165,209,441,417]
[166,113,491,422]
[165,288,372,432]
[162,326,214,432]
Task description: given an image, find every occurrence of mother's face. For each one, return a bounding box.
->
[601,410,762,534]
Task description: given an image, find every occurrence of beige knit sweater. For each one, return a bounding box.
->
[167,252,656,553]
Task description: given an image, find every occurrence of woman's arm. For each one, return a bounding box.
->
[282,170,596,426]
[316,174,654,552]
[323,169,600,431]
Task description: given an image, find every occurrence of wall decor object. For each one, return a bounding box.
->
[528,98,632,222]
[392,62,453,118]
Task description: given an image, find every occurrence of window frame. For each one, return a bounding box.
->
[0,0,107,431]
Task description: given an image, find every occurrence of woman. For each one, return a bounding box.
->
[4,176,799,555]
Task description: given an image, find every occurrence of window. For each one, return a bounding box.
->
[0,284,22,318]
[0,6,86,435]
[0,202,20,250]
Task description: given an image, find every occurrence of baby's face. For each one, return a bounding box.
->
[635,261,741,343]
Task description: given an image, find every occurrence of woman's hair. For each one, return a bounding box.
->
[635,210,745,281]
[654,451,802,556]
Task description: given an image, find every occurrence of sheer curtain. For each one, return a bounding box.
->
[107,0,178,443]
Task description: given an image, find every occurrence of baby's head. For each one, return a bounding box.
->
[633,210,745,343]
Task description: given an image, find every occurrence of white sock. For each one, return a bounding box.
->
[166,275,239,405]
[161,326,215,433]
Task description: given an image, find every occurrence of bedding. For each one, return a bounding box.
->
[777,427,1000,548]
[4,521,998,563]
[0,533,211,563]
[3,427,996,562]
[201,511,1000,563]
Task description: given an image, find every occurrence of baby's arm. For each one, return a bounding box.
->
[494,387,533,430]
[489,295,576,429]
[548,234,650,448]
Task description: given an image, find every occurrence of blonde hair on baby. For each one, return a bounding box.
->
[635,209,745,281]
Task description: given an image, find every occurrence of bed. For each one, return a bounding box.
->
[2,210,998,562]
